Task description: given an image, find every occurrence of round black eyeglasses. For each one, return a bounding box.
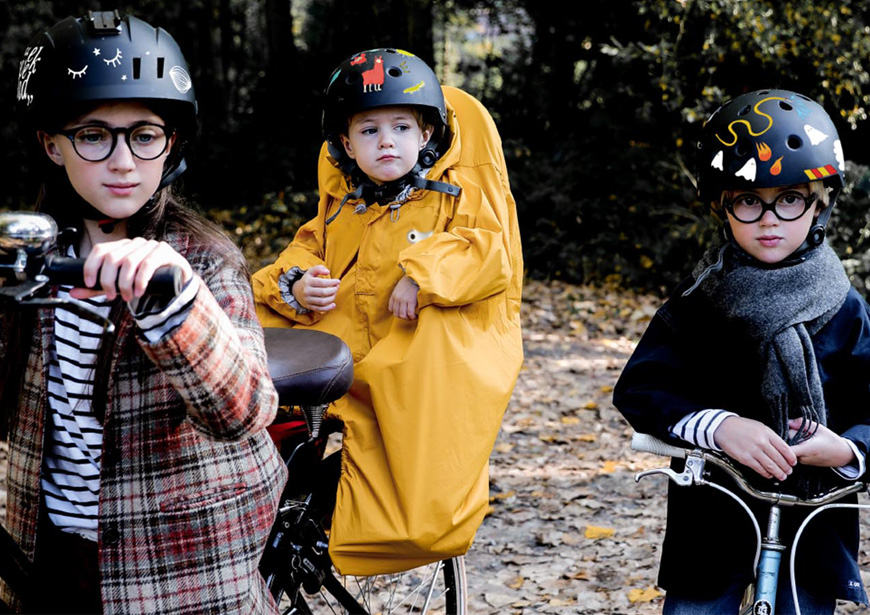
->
[59,123,173,162]
[724,191,817,224]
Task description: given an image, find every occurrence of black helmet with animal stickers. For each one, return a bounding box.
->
[322,48,448,168]
[697,89,845,209]
[17,10,197,180]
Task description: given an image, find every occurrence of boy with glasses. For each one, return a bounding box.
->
[613,89,870,614]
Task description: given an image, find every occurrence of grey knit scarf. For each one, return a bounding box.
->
[684,242,851,444]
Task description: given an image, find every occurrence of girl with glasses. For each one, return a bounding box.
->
[1,10,286,614]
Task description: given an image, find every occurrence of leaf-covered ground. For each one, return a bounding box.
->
[2,280,870,613]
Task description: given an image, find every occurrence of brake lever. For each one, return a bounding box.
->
[635,453,708,487]
[20,296,115,335]
[0,275,115,335]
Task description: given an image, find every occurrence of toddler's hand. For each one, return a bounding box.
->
[72,238,193,302]
[294,264,339,313]
[788,419,855,468]
[389,275,419,320]
[714,416,796,481]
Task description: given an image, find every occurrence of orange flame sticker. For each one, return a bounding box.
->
[770,156,783,176]
[756,142,772,161]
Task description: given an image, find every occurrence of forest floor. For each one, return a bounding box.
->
[2,279,870,613]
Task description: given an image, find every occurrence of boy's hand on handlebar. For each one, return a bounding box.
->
[714,416,796,481]
[293,264,339,313]
[71,238,193,302]
[389,275,419,321]
[788,419,856,468]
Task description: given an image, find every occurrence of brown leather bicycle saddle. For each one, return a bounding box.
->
[263,328,353,406]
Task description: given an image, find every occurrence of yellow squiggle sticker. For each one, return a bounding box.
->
[716,97,785,146]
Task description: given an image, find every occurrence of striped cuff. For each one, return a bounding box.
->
[132,276,200,343]
[670,409,737,451]
[833,439,866,480]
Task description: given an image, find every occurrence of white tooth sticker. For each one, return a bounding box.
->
[834,140,845,171]
[804,124,829,146]
[735,158,757,181]
[711,150,724,170]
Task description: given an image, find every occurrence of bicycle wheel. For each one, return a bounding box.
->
[282,556,467,615]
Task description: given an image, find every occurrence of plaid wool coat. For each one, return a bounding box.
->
[0,231,288,614]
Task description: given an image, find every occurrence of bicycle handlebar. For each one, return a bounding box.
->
[631,432,867,507]
[42,255,183,296]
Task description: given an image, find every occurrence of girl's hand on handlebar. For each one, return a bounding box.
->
[714,416,796,481]
[788,419,856,468]
[71,238,193,302]
[293,264,339,313]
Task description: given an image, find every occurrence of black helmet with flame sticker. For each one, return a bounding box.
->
[698,89,844,210]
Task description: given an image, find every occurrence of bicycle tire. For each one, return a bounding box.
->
[283,555,467,615]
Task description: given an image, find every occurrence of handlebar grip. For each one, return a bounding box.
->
[44,256,184,297]
[631,433,688,459]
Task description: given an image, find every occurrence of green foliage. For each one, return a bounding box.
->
[4,0,870,293]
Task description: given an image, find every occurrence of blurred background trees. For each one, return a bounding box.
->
[4,0,870,295]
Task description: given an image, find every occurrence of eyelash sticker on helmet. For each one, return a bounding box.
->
[67,65,88,79]
[103,48,123,68]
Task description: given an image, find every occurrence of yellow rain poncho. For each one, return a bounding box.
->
[252,86,523,575]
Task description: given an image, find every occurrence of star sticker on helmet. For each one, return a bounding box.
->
[92,47,101,56]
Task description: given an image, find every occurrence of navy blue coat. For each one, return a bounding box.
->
[613,278,870,603]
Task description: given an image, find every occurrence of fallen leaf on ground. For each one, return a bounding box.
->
[585,525,615,539]
[628,586,663,603]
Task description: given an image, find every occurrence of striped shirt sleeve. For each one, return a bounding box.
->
[130,276,200,343]
[670,409,737,451]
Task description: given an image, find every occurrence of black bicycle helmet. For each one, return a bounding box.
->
[322,48,448,169]
[698,89,845,248]
[17,10,197,183]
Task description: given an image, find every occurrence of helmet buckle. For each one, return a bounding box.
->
[88,10,122,33]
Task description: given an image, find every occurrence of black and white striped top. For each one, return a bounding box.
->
[42,278,199,541]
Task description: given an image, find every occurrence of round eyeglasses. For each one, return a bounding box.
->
[59,123,173,162]
[724,191,817,224]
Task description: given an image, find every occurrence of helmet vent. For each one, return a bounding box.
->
[345,72,361,85]
[387,67,403,78]
[757,90,770,95]
[157,57,165,79]
[735,140,750,157]
[779,101,793,111]
[133,57,141,80]
[738,104,751,116]
[787,135,803,150]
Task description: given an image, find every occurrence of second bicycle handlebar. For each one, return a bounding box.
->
[631,432,867,507]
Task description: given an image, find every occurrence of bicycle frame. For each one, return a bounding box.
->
[632,433,870,615]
